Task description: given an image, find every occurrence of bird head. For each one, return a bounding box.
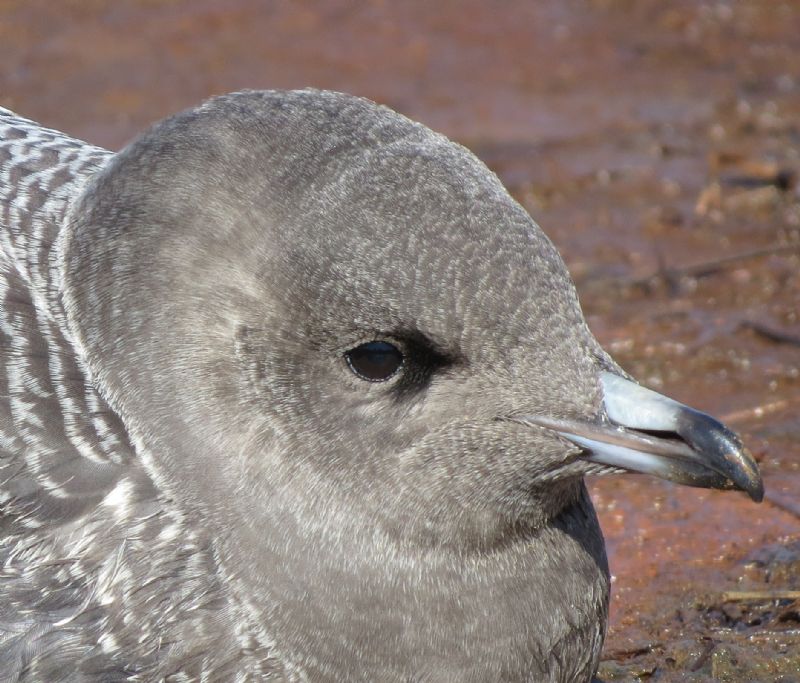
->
[60,92,761,666]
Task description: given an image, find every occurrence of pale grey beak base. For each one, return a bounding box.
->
[524,373,764,502]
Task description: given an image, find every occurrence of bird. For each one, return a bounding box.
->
[0,89,762,682]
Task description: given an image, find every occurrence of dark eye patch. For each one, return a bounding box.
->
[345,341,404,382]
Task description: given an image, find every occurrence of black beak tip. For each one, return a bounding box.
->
[677,409,764,503]
[744,475,765,503]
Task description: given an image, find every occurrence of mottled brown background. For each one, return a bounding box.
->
[1,1,798,679]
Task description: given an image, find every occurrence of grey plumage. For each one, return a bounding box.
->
[0,107,271,679]
[0,91,761,682]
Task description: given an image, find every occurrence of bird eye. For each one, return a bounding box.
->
[345,341,404,382]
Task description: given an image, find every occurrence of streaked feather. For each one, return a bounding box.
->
[0,109,285,681]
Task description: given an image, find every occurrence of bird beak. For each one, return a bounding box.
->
[524,372,764,502]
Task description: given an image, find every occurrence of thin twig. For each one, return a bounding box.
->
[632,244,800,286]
[600,643,657,660]
[740,320,800,347]
[721,591,800,602]
[764,489,800,520]
[579,243,800,290]
[720,398,793,425]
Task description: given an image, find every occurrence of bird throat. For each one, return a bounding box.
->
[217,483,609,681]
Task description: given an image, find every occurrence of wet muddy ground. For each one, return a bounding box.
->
[1,0,798,679]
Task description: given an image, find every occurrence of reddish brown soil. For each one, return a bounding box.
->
[2,1,798,679]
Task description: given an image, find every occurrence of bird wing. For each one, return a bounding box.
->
[0,109,287,682]
[0,108,138,530]
[0,108,143,678]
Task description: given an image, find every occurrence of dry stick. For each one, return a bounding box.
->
[627,243,800,287]
[720,398,793,425]
[740,320,800,347]
[763,489,800,520]
[600,643,657,661]
[721,591,800,602]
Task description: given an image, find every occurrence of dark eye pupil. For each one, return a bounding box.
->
[345,341,403,382]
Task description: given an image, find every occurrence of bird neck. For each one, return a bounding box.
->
[218,482,609,680]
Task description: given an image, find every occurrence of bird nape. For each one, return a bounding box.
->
[0,90,762,682]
